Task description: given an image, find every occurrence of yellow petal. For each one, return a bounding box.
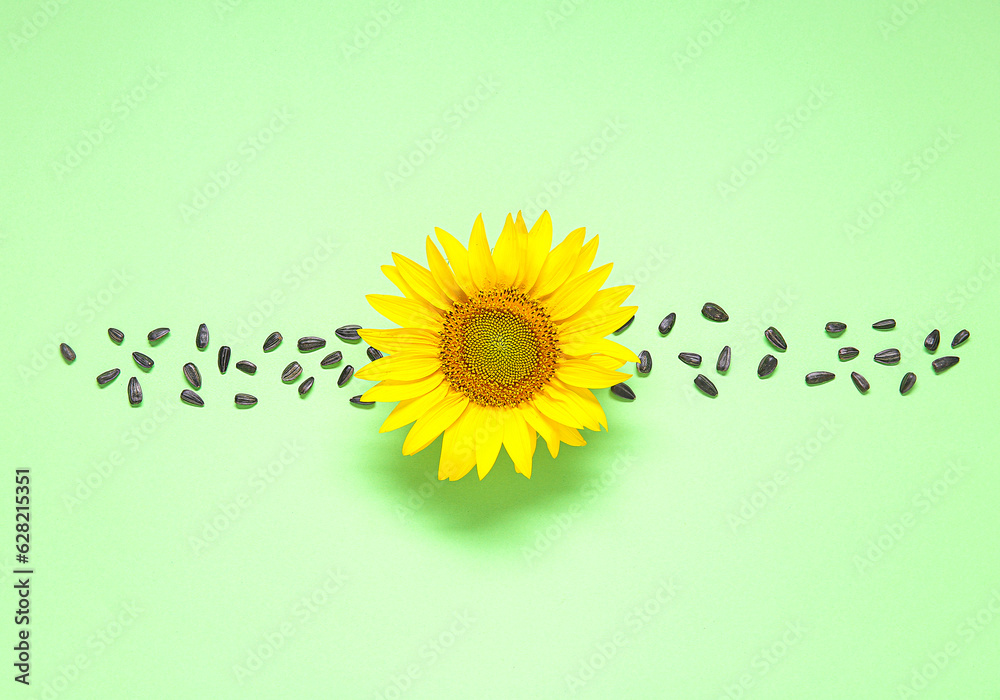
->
[545,262,613,321]
[358,327,439,354]
[361,372,444,402]
[491,214,520,287]
[366,294,443,331]
[546,380,601,431]
[379,382,450,433]
[521,403,561,458]
[381,265,418,301]
[392,252,453,311]
[435,227,477,297]
[569,234,599,279]
[556,358,631,389]
[559,338,639,364]
[532,390,583,429]
[438,406,478,480]
[503,409,534,478]
[591,354,629,370]
[355,351,440,382]
[564,385,608,430]
[425,236,467,303]
[466,213,496,290]
[560,285,635,327]
[531,227,586,298]
[402,391,469,455]
[516,211,552,289]
[559,305,638,344]
[476,407,505,479]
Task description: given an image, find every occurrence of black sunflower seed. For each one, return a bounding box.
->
[932,356,959,374]
[132,351,153,369]
[367,346,384,362]
[263,332,282,352]
[613,315,635,334]
[337,364,354,387]
[196,323,209,350]
[716,345,731,372]
[636,350,652,375]
[658,312,676,335]
[335,325,362,341]
[757,354,777,378]
[851,371,870,394]
[350,395,375,406]
[924,329,940,352]
[900,372,916,395]
[128,376,142,405]
[825,321,846,335]
[678,352,701,367]
[838,347,859,361]
[218,346,231,374]
[298,336,326,352]
[180,389,204,407]
[874,348,900,365]
[236,360,256,375]
[147,327,170,344]
[764,326,787,351]
[96,368,120,386]
[951,329,970,348]
[873,319,896,330]
[60,343,76,363]
[108,328,124,345]
[320,351,343,368]
[298,376,315,396]
[805,371,835,385]
[234,393,257,406]
[182,362,202,389]
[610,383,635,401]
[694,374,718,397]
[282,361,303,383]
[701,303,729,322]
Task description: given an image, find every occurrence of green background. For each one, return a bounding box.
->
[3,0,999,697]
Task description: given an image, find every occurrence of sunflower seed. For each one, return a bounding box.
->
[900,372,916,395]
[874,348,900,365]
[764,326,787,351]
[298,376,315,396]
[335,325,362,341]
[236,360,256,375]
[182,362,202,389]
[196,323,209,350]
[610,383,635,401]
[658,312,676,335]
[180,389,204,407]
[60,343,76,363]
[851,371,870,394]
[716,345,731,372]
[235,393,257,406]
[147,327,170,344]
[924,329,940,352]
[218,346,231,374]
[636,350,652,375]
[282,361,303,383]
[838,347,859,361]
[337,364,354,387]
[108,328,124,344]
[349,395,374,406]
[757,354,777,378]
[367,346,383,362]
[320,351,343,368]
[263,331,283,352]
[701,303,728,322]
[932,356,959,374]
[951,329,970,348]
[132,351,153,369]
[96,368,120,386]
[805,371,835,385]
[694,374,718,397]
[825,321,846,335]
[128,376,142,405]
[613,315,635,334]
[873,319,896,330]
[678,352,701,367]
[298,336,326,352]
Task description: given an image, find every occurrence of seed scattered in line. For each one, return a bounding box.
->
[694,374,718,397]
[263,332,282,352]
[350,395,375,406]
[873,319,896,330]
[900,372,916,395]
[851,371,870,394]
[236,360,256,375]
[838,347,859,361]
[335,325,362,341]
[132,351,153,369]
[613,315,635,334]
[182,362,202,389]
[678,352,701,367]
[932,356,959,374]
[147,327,170,344]
[180,389,204,407]
[196,323,209,350]
[636,350,652,375]
[701,303,729,322]
[874,348,900,365]
[218,346,231,374]
[298,376,315,396]
[108,328,124,345]
[924,329,940,352]
[610,383,635,401]
[298,336,326,352]
[951,329,970,348]
[367,346,384,362]
[825,322,846,335]
[235,393,257,406]
[282,361,303,383]
[805,371,835,385]
[757,354,777,378]
[320,351,343,368]
[60,343,76,363]
[96,368,120,386]
[716,345,731,373]
[128,376,142,405]
[337,364,354,387]
[764,326,787,351]
[658,312,676,335]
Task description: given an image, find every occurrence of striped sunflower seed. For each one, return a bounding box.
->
[636,350,652,375]
[610,383,635,401]
[678,352,701,367]
[60,343,76,363]
[658,312,676,335]
[924,329,940,352]
[236,360,256,375]
[337,364,354,387]
[851,371,870,394]
[148,327,170,344]
[931,356,959,374]
[180,389,204,407]
[335,325,362,341]
[757,354,777,378]
[951,329,969,348]
[350,395,375,406]
[182,362,202,389]
[96,368,120,386]
[218,346,231,374]
[716,345,731,373]
[764,326,787,351]
[234,393,257,406]
[694,374,718,397]
[320,351,343,368]
[196,323,209,350]
[128,376,142,405]
[701,303,729,322]
[614,315,635,334]
[838,347,859,361]
[367,346,383,362]
[132,351,154,369]
[282,362,303,383]
[108,328,125,345]
[805,371,835,385]
[298,376,315,396]
[298,336,326,352]
[874,348,900,365]
[873,319,896,330]
[263,332,282,352]
[825,322,846,335]
[900,372,916,395]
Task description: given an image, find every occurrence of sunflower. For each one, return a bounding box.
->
[356,211,638,481]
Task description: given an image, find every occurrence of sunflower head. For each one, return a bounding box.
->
[356,211,637,481]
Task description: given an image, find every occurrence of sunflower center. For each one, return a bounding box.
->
[439,288,558,407]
